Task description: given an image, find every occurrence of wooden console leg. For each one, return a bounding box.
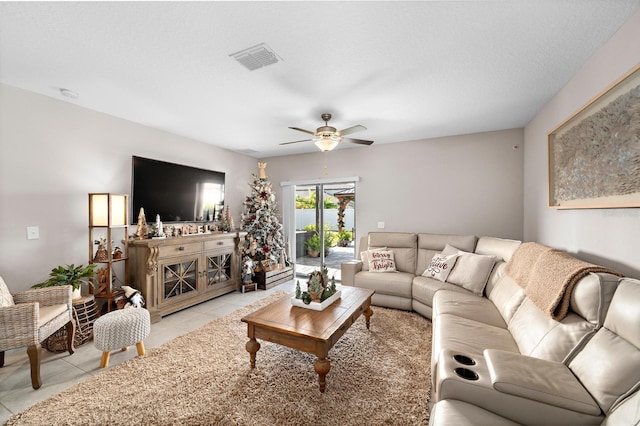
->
[27,344,42,389]
[314,357,331,393]
[245,338,260,368]
[1,350,4,368]
[136,341,145,356]
[100,351,110,368]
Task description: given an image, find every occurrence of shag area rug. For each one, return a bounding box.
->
[7,292,432,425]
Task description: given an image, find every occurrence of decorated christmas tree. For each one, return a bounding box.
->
[240,163,287,265]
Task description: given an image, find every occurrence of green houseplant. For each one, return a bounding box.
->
[337,230,353,247]
[32,264,98,297]
[305,233,322,257]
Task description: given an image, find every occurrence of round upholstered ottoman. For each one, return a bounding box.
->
[94,308,151,368]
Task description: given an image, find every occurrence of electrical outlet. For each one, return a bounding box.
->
[377,221,385,229]
[27,226,40,240]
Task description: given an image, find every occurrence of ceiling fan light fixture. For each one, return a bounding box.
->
[314,135,340,152]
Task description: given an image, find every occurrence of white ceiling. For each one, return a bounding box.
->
[1,1,639,158]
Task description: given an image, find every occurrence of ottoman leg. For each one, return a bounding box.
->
[100,351,110,368]
[136,341,146,357]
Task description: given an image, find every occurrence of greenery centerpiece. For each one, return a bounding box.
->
[295,267,337,304]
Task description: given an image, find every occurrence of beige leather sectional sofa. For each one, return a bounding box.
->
[341,232,640,425]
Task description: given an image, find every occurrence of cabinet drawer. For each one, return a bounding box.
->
[157,242,201,258]
[204,238,234,251]
[330,316,354,346]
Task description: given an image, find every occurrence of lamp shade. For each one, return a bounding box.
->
[314,135,340,152]
[89,193,128,226]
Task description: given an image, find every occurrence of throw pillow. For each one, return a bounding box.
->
[361,247,388,271]
[368,250,397,272]
[423,253,459,282]
[447,251,497,295]
[0,276,15,307]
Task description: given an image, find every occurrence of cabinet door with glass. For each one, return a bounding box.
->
[204,249,233,292]
[158,255,199,306]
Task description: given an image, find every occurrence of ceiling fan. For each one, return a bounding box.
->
[280,113,374,152]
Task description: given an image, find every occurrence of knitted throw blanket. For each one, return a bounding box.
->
[504,242,621,321]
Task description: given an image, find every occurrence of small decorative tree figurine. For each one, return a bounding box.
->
[295,267,337,305]
[240,163,286,265]
[135,207,148,239]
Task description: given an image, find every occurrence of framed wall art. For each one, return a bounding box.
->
[548,64,640,209]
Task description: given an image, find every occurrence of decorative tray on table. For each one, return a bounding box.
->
[291,289,342,311]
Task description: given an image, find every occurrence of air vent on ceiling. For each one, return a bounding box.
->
[229,43,281,71]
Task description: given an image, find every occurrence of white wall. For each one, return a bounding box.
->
[265,128,524,247]
[0,84,257,291]
[523,9,640,279]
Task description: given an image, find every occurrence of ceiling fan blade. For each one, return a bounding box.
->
[279,138,313,146]
[338,125,367,136]
[288,126,316,136]
[343,137,374,146]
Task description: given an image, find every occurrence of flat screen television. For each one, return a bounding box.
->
[131,156,225,224]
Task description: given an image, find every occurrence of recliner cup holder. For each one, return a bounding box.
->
[453,354,476,366]
[454,367,479,381]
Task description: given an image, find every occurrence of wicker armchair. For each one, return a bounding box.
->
[0,283,75,389]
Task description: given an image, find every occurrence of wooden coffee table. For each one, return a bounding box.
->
[241,286,374,392]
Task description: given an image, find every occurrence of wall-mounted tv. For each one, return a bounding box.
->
[131,156,225,224]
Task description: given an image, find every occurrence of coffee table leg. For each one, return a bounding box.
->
[314,357,331,393]
[246,338,260,368]
[364,306,373,330]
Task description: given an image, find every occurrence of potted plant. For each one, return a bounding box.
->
[305,233,321,257]
[32,263,98,299]
[337,230,353,247]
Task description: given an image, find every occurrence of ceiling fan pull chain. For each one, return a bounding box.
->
[324,151,329,176]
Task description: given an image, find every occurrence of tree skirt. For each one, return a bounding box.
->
[7,292,432,425]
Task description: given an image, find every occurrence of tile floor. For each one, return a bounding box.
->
[0,280,295,424]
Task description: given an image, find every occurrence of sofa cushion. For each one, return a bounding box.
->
[571,272,620,327]
[474,237,521,295]
[412,275,469,308]
[430,400,521,426]
[475,237,521,263]
[433,289,507,329]
[367,232,417,274]
[487,274,526,325]
[367,250,397,272]
[0,276,14,307]
[434,314,519,359]
[416,233,477,277]
[508,298,594,362]
[569,278,640,414]
[354,271,413,299]
[442,244,496,296]
[423,253,458,281]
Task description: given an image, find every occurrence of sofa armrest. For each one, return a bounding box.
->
[341,261,362,286]
[484,349,600,415]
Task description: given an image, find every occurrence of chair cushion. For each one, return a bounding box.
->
[0,276,15,307]
[38,304,68,326]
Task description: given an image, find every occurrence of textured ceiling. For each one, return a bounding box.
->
[1,1,639,158]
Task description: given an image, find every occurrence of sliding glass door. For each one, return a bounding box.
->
[295,181,356,282]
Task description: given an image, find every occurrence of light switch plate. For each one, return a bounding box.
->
[27,226,39,240]
[377,221,385,229]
